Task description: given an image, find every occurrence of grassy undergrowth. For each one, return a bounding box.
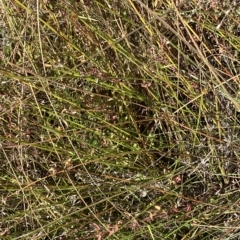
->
[0,0,240,239]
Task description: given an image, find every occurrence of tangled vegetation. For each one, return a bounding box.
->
[0,0,240,239]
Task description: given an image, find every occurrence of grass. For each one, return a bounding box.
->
[0,0,240,239]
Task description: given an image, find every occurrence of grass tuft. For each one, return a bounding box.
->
[0,0,240,239]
